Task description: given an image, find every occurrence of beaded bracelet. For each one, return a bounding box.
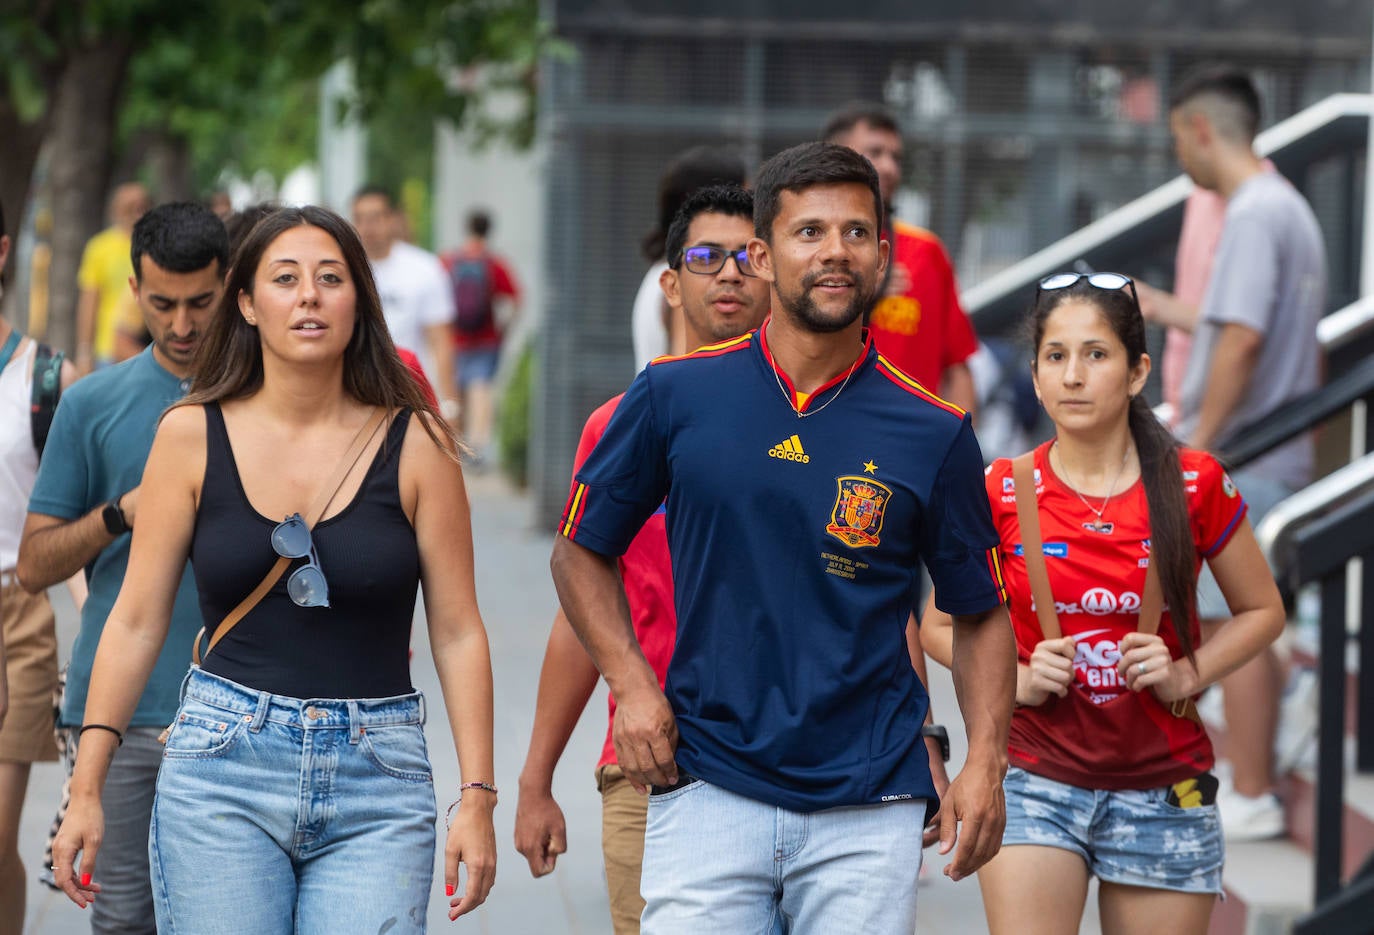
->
[444,782,499,829]
[79,723,124,747]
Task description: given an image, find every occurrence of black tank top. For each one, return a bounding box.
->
[191,403,419,699]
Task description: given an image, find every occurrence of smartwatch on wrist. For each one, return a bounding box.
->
[102,498,131,536]
[921,724,950,763]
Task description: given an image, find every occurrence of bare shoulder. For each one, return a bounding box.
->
[151,404,209,480]
[157,402,209,443]
[400,408,462,472]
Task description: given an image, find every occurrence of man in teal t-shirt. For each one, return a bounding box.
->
[18,202,227,935]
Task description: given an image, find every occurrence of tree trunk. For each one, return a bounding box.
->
[44,38,133,355]
[144,132,195,204]
[0,108,49,321]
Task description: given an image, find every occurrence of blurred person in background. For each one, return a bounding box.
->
[351,186,458,419]
[1166,64,1326,841]
[822,102,977,415]
[441,209,521,466]
[75,183,150,374]
[632,146,749,372]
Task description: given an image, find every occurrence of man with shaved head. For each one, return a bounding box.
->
[1169,63,1326,842]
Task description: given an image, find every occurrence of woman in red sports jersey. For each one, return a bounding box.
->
[924,272,1283,935]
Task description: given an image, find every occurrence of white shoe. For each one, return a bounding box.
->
[1217,786,1285,842]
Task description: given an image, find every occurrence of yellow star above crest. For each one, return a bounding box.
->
[863,459,878,475]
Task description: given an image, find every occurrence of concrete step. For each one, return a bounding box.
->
[1212,838,1314,935]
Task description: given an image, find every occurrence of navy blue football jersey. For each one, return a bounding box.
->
[561,325,1006,813]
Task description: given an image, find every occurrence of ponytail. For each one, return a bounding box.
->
[1128,396,1197,663]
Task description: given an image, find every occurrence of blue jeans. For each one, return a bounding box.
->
[456,346,500,389]
[149,667,437,934]
[639,777,925,934]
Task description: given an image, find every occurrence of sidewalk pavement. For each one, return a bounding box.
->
[21,469,1099,934]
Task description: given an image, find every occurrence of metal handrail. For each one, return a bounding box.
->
[962,92,1372,326]
[1250,454,1374,911]
[1317,294,1374,354]
[1254,452,1374,584]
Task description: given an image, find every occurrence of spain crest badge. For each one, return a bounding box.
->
[825,476,892,548]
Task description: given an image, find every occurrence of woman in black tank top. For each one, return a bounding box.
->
[52,206,496,932]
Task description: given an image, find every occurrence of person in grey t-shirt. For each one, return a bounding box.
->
[1164,64,1326,843]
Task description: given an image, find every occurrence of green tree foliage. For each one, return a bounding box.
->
[115,0,556,193]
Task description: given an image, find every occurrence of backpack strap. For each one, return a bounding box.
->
[1134,550,1203,724]
[0,330,22,375]
[1012,452,1061,640]
[30,343,64,457]
[1015,449,1199,724]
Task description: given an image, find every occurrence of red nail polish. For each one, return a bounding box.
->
[445,883,455,897]
[81,872,91,887]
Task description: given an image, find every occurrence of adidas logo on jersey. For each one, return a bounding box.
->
[768,434,810,464]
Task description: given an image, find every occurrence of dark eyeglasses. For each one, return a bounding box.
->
[1038,271,1140,308]
[271,513,329,608]
[680,245,757,278]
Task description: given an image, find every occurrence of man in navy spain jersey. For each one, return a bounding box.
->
[551,142,1016,933]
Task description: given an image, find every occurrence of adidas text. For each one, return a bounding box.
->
[768,434,810,464]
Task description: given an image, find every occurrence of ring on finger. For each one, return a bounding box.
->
[1137,661,1148,674]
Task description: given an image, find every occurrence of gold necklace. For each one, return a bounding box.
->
[1052,441,1130,533]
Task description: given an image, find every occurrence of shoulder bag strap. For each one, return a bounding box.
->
[1012,452,1061,640]
[1135,550,1203,724]
[193,407,387,665]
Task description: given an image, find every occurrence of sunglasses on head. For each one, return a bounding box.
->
[271,513,329,608]
[1037,271,1140,308]
[679,245,757,278]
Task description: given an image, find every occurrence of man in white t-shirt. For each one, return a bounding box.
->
[352,187,458,418]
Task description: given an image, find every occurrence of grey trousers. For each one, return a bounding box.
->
[67,726,163,935]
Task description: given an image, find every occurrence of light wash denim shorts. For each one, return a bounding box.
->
[149,666,437,934]
[1001,766,1224,895]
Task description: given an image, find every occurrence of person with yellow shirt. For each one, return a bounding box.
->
[75,183,149,373]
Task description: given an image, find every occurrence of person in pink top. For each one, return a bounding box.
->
[514,185,769,934]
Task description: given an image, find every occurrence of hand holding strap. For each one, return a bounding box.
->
[1012,450,1199,723]
[192,407,387,665]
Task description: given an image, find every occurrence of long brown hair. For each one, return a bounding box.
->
[179,205,449,450]
[1031,279,1197,662]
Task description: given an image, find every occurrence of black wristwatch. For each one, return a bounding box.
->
[101,498,131,536]
[921,724,950,763]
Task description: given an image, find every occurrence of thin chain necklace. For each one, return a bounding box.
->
[772,359,855,418]
[768,323,859,419]
[1052,440,1130,533]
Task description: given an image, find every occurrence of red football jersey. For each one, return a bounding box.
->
[987,441,1248,790]
[572,394,677,769]
[867,221,978,391]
